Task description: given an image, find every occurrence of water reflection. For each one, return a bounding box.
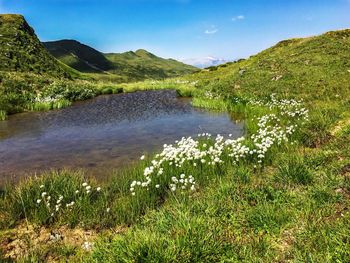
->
[0,90,243,184]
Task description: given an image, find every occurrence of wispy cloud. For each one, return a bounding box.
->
[205,29,218,34]
[232,15,245,21]
[204,25,218,34]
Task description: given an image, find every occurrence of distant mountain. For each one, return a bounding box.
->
[43,40,113,73]
[104,49,198,81]
[43,40,198,81]
[0,14,69,77]
[181,56,229,68]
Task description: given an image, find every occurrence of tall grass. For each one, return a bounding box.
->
[0,110,7,120]
[26,99,72,112]
[191,97,229,110]
[275,156,313,185]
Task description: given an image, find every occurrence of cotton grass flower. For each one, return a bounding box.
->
[129,94,307,197]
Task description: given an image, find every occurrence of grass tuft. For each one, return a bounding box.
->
[275,156,313,185]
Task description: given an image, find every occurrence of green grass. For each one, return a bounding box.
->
[191,97,229,110]
[275,156,314,185]
[0,71,99,117]
[2,92,350,261]
[26,99,72,111]
[0,14,70,78]
[1,27,350,262]
[0,110,7,120]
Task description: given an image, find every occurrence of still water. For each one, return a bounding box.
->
[0,90,243,184]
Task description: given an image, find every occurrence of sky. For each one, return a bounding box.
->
[1,0,350,62]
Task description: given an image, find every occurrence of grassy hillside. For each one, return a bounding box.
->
[0,14,85,119]
[1,27,350,261]
[105,49,198,80]
[43,40,113,73]
[185,29,350,101]
[44,39,198,81]
[0,14,69,77]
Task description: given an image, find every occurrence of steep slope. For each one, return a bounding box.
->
[0,14,69,77]
[43,40,113,73]
[44,40,198,81]
[187,29,350,101]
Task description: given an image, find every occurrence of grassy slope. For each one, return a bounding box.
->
[185,29,350,101]
[0,14,70,77]
[43,40,113,73]
[105,49,198,81]
[1,29,350,262]
[43,39,198,81]
[0,16,125,118]
[91,29,350,262]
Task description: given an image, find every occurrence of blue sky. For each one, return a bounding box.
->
[1,0,350,61]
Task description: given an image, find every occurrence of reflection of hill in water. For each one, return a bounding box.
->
[0,90,191,140]
[50,89,193,127]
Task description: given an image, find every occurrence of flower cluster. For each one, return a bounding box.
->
[35,182,102,217]
[150,79,198,86]
[170,174,196,192]
[129,95,308,196]
[251,114,294,163]
[35,96,61,103]
[248,94,309,120]
[202,90,222,100]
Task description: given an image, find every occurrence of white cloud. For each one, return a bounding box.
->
[205,29,218,34]
[232,15,245,21]
[204,25,218,34]
[181,56,229,68]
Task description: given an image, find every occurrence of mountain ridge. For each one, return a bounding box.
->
[43,39,113,73]
[0,14,70,77]
[43,39,198,81]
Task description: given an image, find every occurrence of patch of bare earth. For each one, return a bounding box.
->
[0,223,126,261]
[331,118,350,136]
[272,225,304,263]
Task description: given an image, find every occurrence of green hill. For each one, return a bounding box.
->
[2,24,350,262]
[185,29,350,101]
[43,40,113,73]
[43,40,198,81]
[0,14,69,77]
[104,49,198,80]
